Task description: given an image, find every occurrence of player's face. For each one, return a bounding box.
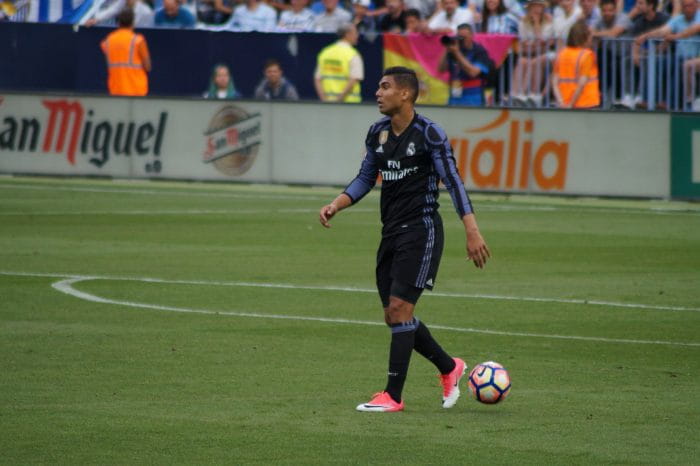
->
[376,76,406,115]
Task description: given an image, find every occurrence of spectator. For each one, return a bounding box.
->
[404,7,425,32]
[579,0,602,27]
[636,0,699,108]
[552,0,582,47]
[622,0,669,107]
[480,0,519,33]
[552,20,601,108]
[592,0,631,37]
[101,8,151,96]
[203,63,240,99]
[469,0,525,22]
[438,23,494,105]
[511,0,554,105]
[254,59,300,100]
[405,0,436,20]
[378,0,407,32]
[85,0,154,28]
[351,0,377,33]
[196,0,234,25]
[229,0,278,31]
[314,24,364,102]
[427,0,475,33]
[312,0,353,32]
[154,0,196,28]
[278,0,315,30]
[592,0,630,106]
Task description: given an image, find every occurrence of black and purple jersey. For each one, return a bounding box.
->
[343,112,473,236]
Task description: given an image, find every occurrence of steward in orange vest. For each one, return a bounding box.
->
[552,20,600,109]
[100,8,151,96]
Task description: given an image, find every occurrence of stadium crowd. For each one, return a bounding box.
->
[2,0,699,109]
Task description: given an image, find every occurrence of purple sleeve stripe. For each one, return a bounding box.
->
[434,141,473,217]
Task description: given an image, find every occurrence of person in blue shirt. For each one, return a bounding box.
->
[635,0,699,108]
[438,23,494,106]
[154,0,196,28]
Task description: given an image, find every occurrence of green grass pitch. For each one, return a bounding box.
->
[1,176,699,464]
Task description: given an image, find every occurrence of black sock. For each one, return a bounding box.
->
[384,318,417,404]
[413,319,455,375]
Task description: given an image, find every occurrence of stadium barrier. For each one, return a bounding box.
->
[2,22,699,114]
[496,38,700,112]
[2,92,698,199]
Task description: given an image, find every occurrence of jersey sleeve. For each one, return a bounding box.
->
[342,131,379,204]
[425,123,474,218]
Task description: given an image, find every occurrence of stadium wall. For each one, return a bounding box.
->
[1,92,698,199]
[0,22,383,101]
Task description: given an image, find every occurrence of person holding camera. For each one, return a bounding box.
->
[438,23,494,106]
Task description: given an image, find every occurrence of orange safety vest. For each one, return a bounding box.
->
[554,47,600,108]
[101,28,149,96]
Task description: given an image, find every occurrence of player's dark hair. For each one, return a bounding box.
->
[645,0,658,8]
[116,7,134,27]
[382,66,419,103]
[600,0,616,8]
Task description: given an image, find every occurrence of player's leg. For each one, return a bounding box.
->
[356,237,408,412]
[398,219,466,408]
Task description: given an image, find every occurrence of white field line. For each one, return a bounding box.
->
[2,270,699,313]
[0,183,329,201]
[50,277,700,348]
[1,182,699,216]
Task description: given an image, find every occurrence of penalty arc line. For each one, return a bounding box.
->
[50,277,700,348]
[2,270,700,313]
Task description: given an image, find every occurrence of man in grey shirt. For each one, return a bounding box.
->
[313,0,353,32]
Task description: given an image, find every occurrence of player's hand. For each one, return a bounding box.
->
[466,230,491,269]
[319,204,338,228]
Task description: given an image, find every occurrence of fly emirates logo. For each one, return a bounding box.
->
[450,110,568,191]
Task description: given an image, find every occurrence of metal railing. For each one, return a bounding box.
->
[493,37,700,112]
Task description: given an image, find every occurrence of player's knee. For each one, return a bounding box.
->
[384,298,413,325]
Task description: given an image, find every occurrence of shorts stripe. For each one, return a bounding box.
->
[417,214,435,287]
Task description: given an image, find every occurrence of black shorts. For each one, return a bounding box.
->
[376,217,444,308]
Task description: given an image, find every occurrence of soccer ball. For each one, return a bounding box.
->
[468,361,511,404]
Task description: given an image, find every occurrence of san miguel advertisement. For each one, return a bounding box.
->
[0,93,670,198]
[0,94,271,181]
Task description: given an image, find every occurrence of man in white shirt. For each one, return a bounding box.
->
[229,0,277,31]
[84,0,154,27]
[313,0,353,32]
[278,0,315,30]
[427,0,474,34]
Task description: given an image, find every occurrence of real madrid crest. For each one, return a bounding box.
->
[379,130,388,145]
[406,142,416,157]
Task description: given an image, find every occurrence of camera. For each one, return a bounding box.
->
[440,35,457,46]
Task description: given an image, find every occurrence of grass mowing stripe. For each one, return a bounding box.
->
[2,180,699,215]
[2,270,697,314]
[0,208,376,216]
[50,277,700,348]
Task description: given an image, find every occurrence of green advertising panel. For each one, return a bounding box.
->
[671,114,700,199]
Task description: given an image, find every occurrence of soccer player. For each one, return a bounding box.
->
[318,66,490,412]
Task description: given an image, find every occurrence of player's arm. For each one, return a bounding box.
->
[319,145,378,228]
[427,124,490,268]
